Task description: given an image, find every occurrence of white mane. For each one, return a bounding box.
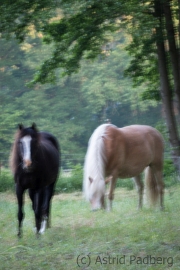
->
[83,124,112,201]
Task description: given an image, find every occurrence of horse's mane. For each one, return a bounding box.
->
[9,130,21,175]
[83,124,113,200]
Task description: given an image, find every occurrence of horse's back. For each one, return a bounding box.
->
[119,125,163,154]
[40,132,60,152]
[31,132,60,186]
[104,125,163,178]
[39,133,60,166]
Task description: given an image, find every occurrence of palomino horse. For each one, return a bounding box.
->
[83,124,164,211]
[10,123,60,237]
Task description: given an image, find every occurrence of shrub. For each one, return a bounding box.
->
[163,159,179,188]
[0,168,14,192]
[55,164,83,193]
[55,159,180,193]
[116,178,134,190]
[0,159,179,194]
[56,164,135,193]
[163,159,176,177]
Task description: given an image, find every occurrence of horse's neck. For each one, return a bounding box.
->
[86,138,106,180]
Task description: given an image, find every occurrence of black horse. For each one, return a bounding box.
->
[10,123,60,237]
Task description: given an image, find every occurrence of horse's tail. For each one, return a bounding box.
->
[144,166,159,206]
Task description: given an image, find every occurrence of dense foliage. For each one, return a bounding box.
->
[0,29,162,167]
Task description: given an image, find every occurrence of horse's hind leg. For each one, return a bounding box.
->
[133,175,144,210]
[153,167,164,210]
[29,189,35,211]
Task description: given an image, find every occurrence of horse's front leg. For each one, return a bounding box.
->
[107,175,117,211]
[34,189,43,235]
[133,175,144,210]
[16,184,25,237]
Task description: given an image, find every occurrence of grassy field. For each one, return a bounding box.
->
[0,185,180,270]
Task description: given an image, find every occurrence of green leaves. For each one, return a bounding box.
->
[28,1,125,83]
[0,0,56,41]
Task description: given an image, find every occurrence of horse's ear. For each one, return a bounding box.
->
[89,177,93,184]
[31,123,37,131]
[105,176,113,184]
[18,124,24,130]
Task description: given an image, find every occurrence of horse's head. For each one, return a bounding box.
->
[88,176,113,210]
[18,123,39,171]
[88,176,106,211]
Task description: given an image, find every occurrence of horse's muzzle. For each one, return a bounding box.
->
[91,208,99,212]
[23,159,33,171]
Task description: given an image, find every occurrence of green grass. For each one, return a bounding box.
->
[0,185,180,269]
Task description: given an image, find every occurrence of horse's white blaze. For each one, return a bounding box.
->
[20,135,32,164]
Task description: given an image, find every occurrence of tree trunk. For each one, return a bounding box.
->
[154,0,180,173]
[163,0,180,115]
[178,0,180,45]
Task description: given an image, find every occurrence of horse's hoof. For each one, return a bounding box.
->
[17,232,22,238]
[39,229,45,234]
[39,220,47,234]
[36,232,41,239]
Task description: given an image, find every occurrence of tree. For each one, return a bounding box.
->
[154,0,180,171]
[1,0,180,169]
[37,0,180,171]
[125,0,180,170]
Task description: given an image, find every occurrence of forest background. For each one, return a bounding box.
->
[0,0,179,173]
[0,29,162,169]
